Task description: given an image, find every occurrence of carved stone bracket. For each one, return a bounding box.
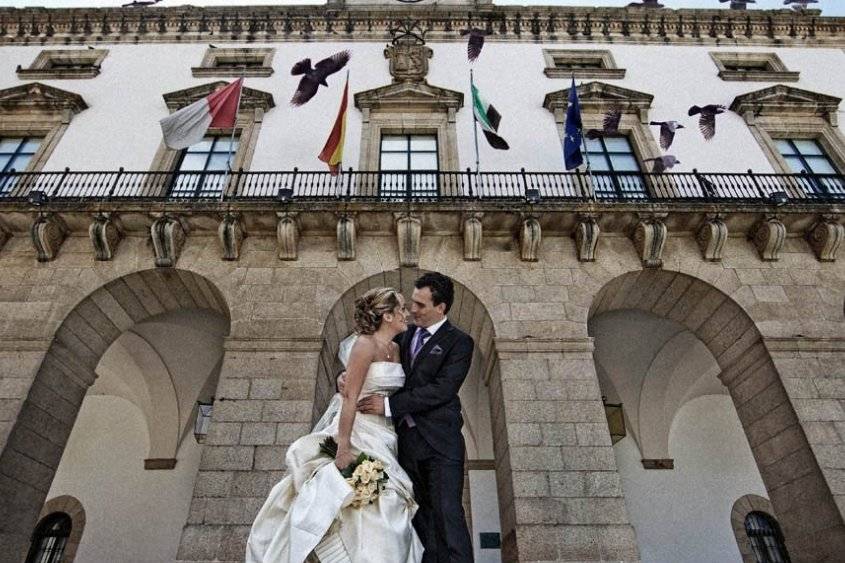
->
[574,214,600,262]
[806,214,844,262]
[276,212,299,261]
[462,212,483,262]
[750,215,786,261]
[631,214,668,268]
[395,213,422,267]
[520,215,542,262]
[696,214,728,262]
[336,213,356,261]
[31,212,67,262]
[89,213,122,261]
[150,215,186,268]
[0,227,9,253]
[218,213,245,261]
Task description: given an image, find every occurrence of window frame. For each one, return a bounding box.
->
[17,49,108,80]
[192,48,275,78]
[25,512,72,563]
[744,511,791,563]
[168,135,241,199]
[542,49,626,79]
[710,52,799,83]
[378,132,440,200]
[584,134,648,200]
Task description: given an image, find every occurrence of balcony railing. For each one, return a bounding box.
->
[1,168,843,205]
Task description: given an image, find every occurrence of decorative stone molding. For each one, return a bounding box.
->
[519,215,541,262]
[395,212,421,267]
[574,214,600,262]
[162,80,275,113]
[30,212,67,262]
[150,215,186,267]
[806,215,843,262]
[542,49,625,80]
[144,458,178,470]
[218,213,245,261]
[17,49,108,80]
[276,212,299,261]
[0,81,88,115]
[696,214,728,262]
[336,213,356,261]
[384,37,433,84]
[641,458,674,470]
[631,214,668,268]
[710,52,799,83]
[731,84,841,126]
[462,212,483,262]
[192,47,274,78]
[750,216,786,261]
[89,213,122,261]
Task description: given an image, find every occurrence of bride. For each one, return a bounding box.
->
[246,287,424,563]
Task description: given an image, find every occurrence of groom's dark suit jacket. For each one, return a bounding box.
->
[389,321,474,461]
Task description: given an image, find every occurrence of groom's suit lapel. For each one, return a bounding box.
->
[411,320,453,375]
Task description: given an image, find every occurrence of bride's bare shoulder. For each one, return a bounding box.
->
[350,334,377,356]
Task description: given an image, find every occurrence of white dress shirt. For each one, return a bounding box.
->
[384,316,448,418]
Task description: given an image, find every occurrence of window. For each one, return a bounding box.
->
[745,511,791,563]
[379,134,439,199]
[585,136,646,199]
[710,52,799,82]
[25,512,71,563]
[17,49,108,79]
[543,50,626,79]
[0,137,42,195]
[775,138,844,196]
[192,48,275,78]
[169,136,239,198]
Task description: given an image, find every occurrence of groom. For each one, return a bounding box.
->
[357,272,475,563]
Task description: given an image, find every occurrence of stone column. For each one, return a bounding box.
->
[176,338,321,563]
[492,338,639,562]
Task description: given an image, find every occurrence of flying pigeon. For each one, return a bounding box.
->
[290,50,351,107]
[460,28,491,63]
[784,0,819,11]
[122,0,163,6]
[644,155,681,173]
[585,109,623,140]
[688,104,726,141]
[719,0,756,8]
[627,0,665,8]
[649,121,685,150]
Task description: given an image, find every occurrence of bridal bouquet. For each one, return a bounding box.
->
[319,437,389,508]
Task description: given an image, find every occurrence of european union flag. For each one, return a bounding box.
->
[563,77,583,170]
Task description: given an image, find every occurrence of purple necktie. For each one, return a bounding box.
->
[411,327,430,363]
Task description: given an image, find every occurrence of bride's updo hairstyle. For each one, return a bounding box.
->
[353,287,401,335]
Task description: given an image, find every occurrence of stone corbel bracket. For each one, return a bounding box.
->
[336,212,357,261]
[462,212,483,262]
[519,214,542,262]
[0,225,9,253]
[31,212,68,262]
[750,215,786,262]
[631,213,668,268]
[150,214,187,268]
[574,214,600,262]
[395,212,421,267]
[696,213,728,262]
[806,214,843,262]
[276,212,299,261]
[89,213,123,261]
[218,213,246,261]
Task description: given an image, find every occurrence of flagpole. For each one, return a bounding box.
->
[574,76,596,201]
[470,69,481,176]
[220,70,245,203]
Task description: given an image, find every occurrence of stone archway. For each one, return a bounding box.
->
[317,267,507,561]
[0,268,230,561]
[589,269,845,561]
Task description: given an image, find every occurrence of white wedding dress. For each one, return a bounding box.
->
[245,335,424,563]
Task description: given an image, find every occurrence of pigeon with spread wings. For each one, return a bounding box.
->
[644,155,681,173]
[290,50,351,107]
[585,108,623,140]
[688,104,726,141]
[460,28,491,63]
[649,121,685,150]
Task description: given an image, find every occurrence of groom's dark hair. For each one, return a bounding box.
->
[415,272,454,313]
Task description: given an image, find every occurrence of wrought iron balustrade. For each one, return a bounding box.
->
[0,168,843,205]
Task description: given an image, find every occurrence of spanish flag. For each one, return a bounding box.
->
[318,73,349,176]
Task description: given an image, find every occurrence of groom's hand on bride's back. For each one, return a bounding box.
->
[357,395,385,415]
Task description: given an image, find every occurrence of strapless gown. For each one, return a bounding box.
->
[245,341,423,563]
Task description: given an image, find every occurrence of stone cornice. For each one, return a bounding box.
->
[0,5,840,48]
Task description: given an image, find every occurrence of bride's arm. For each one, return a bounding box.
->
[335,337,374,470]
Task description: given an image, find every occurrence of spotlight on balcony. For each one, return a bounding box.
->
[27,190,48,206]
[525,188,541,204]
[767,191,789,206]
[277,188,294,203]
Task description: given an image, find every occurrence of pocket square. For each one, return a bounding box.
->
[430,345,444,355]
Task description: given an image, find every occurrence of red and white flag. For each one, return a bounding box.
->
[159,78,243,150]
